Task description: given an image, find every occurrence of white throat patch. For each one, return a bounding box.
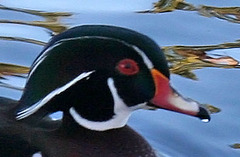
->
[69,78,140,131]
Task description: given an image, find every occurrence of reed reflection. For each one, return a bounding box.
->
[138,0,240,24]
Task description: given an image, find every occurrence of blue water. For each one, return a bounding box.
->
[0,0,240,156]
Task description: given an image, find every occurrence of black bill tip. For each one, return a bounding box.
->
[197,106,211,122]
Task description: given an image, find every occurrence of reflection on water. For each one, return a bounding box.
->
[199,6,240,24]
[231,143,240,149]
[0,1,240,156]
[139,0,240,24]
[0,63,28,90]
[0,4,71,34]
[0,63,29,76]
[163,41,240,79]
[206,104,221,114]
[0,36,45,46]
[138,0,195,13]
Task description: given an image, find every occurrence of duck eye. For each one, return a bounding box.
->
[116,59,139,75]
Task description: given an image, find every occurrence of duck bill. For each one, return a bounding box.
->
[149,69,210,121]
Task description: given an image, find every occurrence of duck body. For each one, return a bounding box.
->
[0,98,156,157]
[1,97,156,157]
[0,25,210,157]
[33,115,157,157]
[0,97,37,157]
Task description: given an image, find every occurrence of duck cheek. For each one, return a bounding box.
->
[113,75,155,107]
[67,78,133,131]
[134,75,155,100]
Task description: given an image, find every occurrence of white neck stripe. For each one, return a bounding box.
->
[69,78,132,131]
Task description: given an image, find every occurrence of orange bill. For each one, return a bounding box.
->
[148,69,210,122]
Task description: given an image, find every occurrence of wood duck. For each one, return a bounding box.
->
[0,25,210,157]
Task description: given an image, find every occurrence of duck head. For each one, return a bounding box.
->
[15,25,210,131]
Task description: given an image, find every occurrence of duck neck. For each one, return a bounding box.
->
[58,113,157,157]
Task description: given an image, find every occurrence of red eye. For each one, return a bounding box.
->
[116,59,139,75]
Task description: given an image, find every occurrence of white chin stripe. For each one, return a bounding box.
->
[69,107,130,131]
[16,71,95,120]
[69,78,134,131]
[69,78,147,131]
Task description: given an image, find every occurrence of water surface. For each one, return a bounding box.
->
[0,0,240,156]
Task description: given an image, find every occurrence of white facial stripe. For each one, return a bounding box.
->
[69,78,133,131]
[16,71,95,120]
[59,36,154,69]
[34,35,154,71]
[132,46,153,69]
